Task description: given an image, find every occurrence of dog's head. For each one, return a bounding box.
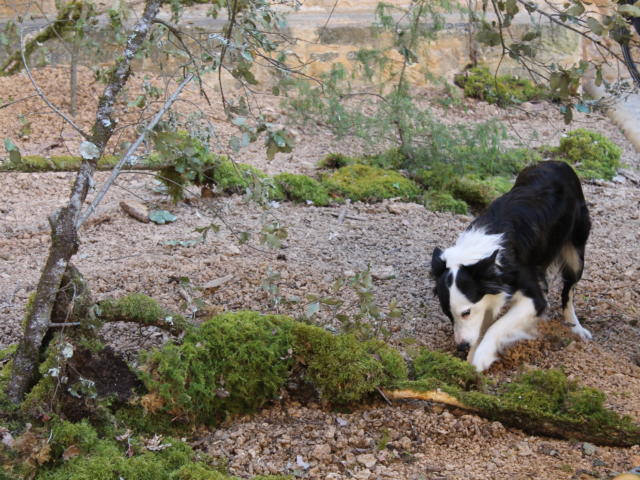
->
[431,245,503,355]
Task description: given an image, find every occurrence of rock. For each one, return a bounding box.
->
[582,442,597,456]
[371,266,395,280]
[357,453,377,469]
[312,443,332,461]
[354,469,372,479]
[119,200,150,223]
[202,274,234,292]
[295,455,310,470]
[223,244,241,256]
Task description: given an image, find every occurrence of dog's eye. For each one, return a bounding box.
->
[460,309,471,318]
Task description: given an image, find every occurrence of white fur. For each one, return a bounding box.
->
[471,292,538,371]
[450,278,507,347]
[442,228,503,268]
[563,287,592,340]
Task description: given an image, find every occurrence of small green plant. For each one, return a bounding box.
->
[454,66,547,106]
[550,129,621,180]
[325,164,421,202]
[273,173,331,206]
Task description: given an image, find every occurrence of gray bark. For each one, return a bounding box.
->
[6,0,163,404]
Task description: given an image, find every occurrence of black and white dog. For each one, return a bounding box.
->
[431,161,592,371]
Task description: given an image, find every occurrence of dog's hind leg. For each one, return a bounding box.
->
[560,243,592,340]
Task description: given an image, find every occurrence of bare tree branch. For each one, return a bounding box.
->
[77,73,195,228]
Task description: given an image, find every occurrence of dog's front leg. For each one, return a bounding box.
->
[470,292,538,371]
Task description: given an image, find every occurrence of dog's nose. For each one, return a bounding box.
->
[456,342,470,357]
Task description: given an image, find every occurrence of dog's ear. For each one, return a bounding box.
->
[466,249,500,280]
[431,247,446,277]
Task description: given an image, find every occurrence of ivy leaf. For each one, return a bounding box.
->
[477,28,502,46]
[619,4,640,16]
[3,138,21,164]
[305,301,320,318]
[149,209,177,224]
[586,17,604,35]
[522,31,540,41]
[566,2,585,16]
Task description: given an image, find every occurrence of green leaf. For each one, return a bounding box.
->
[477,28,502,46]
[563,105,573,124]
[566,3,585,17]
[522,31,540,41]
[506,0,519,16]
[149,209,178,225]
[619,4,640,16]
[586,17,604,35]
[305,301,320,318]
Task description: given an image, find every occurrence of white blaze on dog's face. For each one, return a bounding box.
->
[431,229,505,352]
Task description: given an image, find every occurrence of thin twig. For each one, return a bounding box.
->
[77,73,194,228]
[0,94,38,110]
[19,30,90,140]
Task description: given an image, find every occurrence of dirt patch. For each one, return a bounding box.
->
[1,66,639,479]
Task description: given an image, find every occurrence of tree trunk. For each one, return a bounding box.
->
[6,0,163,404]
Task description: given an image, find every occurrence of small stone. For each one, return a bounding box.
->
[582,442,597,456]
[295,455,310,470]
[371,266,395,280]
[354,469,372,480]
[336,417,348,427]
[312,443,331,461]
[119,200,150,223]
[356,453,376,469]
[223,244,241,256]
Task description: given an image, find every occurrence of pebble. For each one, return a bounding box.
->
[312,443,332,461]
[357,453,377,469]
[371,266,395,280]
[582,442,597,456]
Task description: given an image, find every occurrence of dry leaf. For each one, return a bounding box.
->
[62,444,80,461]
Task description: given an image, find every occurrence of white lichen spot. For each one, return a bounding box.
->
[101,117,112,128]
[62,342,74,359]
[164,315,174,325]
[80,141,100,160]
[47,367,60,377]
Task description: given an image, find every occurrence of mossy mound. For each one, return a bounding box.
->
[293,324,407,404]
[141,311,408,425]
[141,312,295,424]
[421,191,469,214]
[454,66,547,106]
[447,175,512,211]
[551,129,621,180]
[324,164,421,202]
[273,173,331,206]
[412,350,483,390]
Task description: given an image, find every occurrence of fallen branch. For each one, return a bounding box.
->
[383,386,640,447]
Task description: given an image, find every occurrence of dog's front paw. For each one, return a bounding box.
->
[571,324,592,340]
[471,344,498,372]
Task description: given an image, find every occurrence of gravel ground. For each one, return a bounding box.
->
[0,66,639,479]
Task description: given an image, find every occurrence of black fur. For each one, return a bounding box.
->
[432,161,590,318]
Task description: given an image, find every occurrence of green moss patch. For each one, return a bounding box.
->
[98,294,189,334]
[325,164,421,202]
[141,311,408,425]
[33,419,289,480]
[317,152,354,169]
[447,175,512,211]
[273,173,331,206]
[421,191,468,214]
[549,129,621,180]
[454,66,547,106]
[293,324,407,404]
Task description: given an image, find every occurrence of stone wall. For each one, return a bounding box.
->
[0,0,597,84]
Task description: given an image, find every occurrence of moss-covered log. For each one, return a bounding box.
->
[97,294,189,336]
[0,155,174,173]
[384,351,640,447]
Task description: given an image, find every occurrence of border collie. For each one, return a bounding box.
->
[431,161,592,371]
